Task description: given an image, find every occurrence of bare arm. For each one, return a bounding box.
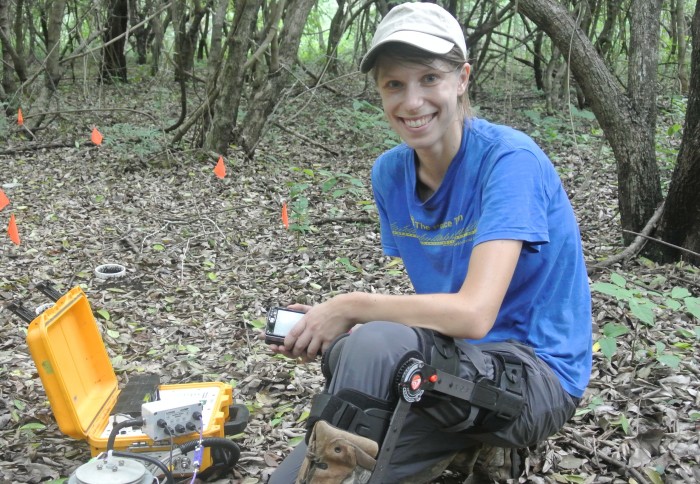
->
[274,239,522,360]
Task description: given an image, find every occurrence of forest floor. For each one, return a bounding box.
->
[0,66,698,484]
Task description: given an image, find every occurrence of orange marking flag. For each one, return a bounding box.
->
[0,190,9,211]
[17,108,24,126]
[214,156,226,179]
[91,127,103,145]
[8,214,20,245]
[281,201,289,229]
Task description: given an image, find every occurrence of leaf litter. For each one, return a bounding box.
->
[0,80,698,484]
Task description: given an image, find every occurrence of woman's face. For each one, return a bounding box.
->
[375,56,469,161]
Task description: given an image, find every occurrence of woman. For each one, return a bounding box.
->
[268,3,591,482]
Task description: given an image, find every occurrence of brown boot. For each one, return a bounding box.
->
[296,420,379,484]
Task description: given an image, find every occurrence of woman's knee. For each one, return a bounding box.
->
[345,321,419,361]
[327,322,420,397]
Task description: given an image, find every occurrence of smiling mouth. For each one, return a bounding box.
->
[402,114,435,128]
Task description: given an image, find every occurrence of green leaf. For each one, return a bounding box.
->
[20,422,46,431]
[591,282,633,301]
[598,336,617,359]
[185,345,200,354]
[671,287,691,299]
[690,412,700,421]
[152,243,165,251]
[665,298,682,311]
[97,309,111,320]
[106,329,120,339]
[337,257,359,273]
[207,272,218,282]
[629,299,655,326]
[676,328,695,339]
[296,410,310,423]
[616,413,630,434]
[684,297,700,319]
[289,435,305,447]
[321,178,339,192]
[610,273,627,288]
[667,123,682,136]
[249,318,266,329]
[672,342,691,350]
[602,322,629,338]
[656,353,681,368]
[644,467,665,484]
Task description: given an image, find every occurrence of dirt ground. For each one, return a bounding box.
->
[1,74,698,483]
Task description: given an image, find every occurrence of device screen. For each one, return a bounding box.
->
[271,308,304,336]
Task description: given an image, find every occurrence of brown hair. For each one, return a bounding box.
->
[370,43,472,119]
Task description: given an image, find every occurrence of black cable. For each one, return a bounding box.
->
[178,437,240,454]
[106,417,144,451]
[110,451,175,484]
[178,437,241,468]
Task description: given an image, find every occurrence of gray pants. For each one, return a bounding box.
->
[269,322,579,483]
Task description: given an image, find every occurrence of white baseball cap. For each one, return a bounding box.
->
[360,2,467,73]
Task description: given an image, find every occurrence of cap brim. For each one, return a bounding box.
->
[360,31,455,73]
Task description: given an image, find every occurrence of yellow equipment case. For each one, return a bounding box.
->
[24,286,246,477]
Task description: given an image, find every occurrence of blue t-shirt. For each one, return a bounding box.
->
[371,118,592,398]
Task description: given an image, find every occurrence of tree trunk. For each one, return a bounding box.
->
[30,0,66,128]
[676,0,689,94]
[44,0,66,90]
[517,0,662,244]
[172,0,207,82]
[101,0,128,82]
[0,0,16,97]
[533,30,544,91]
[197,9,209,60]
[239,0,316,157]
[203,0,263,154]
[13,0,26,80]
[206,0,229,83]
[594,0,621,60]
[128,0,151,65]
[150,1,166,75]
[654,1,700,264]
[325,0,346,75]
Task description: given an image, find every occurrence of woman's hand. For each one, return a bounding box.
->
[267,297,356,361]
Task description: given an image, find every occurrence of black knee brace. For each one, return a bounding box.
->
[305,389,394,445]
[313,332,423,446]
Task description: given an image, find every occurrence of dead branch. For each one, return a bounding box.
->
[588,203,664,273]
[23,107,161,126]
[561,432,651,484]
[271,121,340,156]
[0,141,90,155]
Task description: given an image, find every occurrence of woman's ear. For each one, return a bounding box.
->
[457,63,471,95]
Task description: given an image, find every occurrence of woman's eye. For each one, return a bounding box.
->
[386,80,402,89]
[423,74,439,83]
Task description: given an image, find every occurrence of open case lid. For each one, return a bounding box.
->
[26,286,118,440]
